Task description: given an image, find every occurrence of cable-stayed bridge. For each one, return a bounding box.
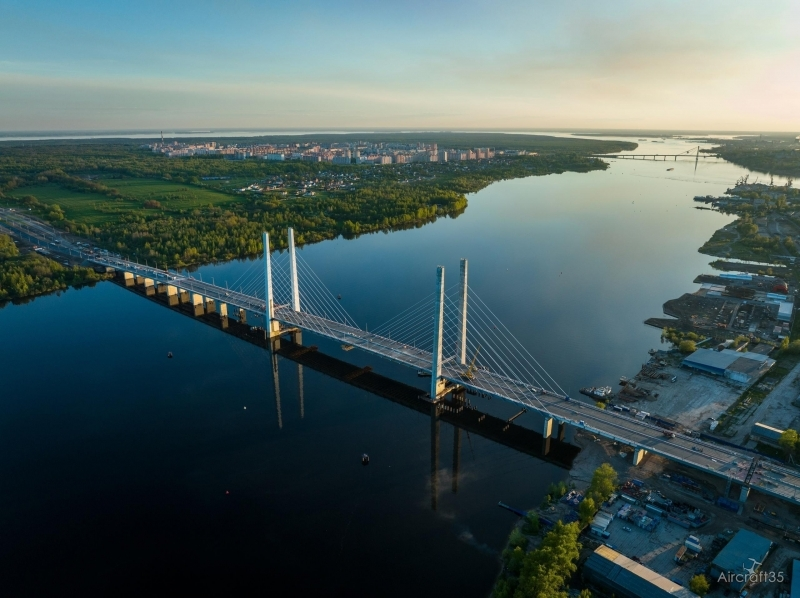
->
[3,207,800,506]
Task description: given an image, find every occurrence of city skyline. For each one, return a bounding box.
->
[1,0,798,132]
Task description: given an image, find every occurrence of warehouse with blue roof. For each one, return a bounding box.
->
[710,529,772,592]
[583,545,696,598]
[682,348,775,384]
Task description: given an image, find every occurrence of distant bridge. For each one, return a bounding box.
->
[3,207,800,507]
[593,145,720,161]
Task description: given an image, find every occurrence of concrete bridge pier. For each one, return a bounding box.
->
[167,285,179,306]
[633,447,648,466]
[739,485,750,503]
[237,308,247,324]
[204,298,215,314]
[557,421,566,441]
[218,303,228,329]
[269,336,281,352]
[542,436,551,456]
[191,293,204,317]
[144,278,155,296]
[542,416,554,438]
[179,290,190,304]
[123,271,135,287]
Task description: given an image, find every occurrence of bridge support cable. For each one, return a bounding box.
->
[468,289,567,396]
[371,283,465,353]
[447,294,547,395]
[295,254,359,328]
[270,256,294,308]
[372,305,435,345]
[371,291,436,336]
[461,298,555,394]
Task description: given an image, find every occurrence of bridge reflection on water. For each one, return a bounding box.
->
[118,275,580,510]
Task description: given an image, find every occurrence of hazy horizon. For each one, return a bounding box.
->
[1,0,798,132]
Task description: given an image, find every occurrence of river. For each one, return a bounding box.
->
[0,135,777,595]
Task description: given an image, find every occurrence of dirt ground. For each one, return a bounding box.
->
[618,364,742,430]
[731,360,800,445]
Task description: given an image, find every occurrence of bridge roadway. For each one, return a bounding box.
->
[0,208,267,314]
[5,207,800,504]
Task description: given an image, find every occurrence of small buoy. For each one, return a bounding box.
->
[337,294,342,300]
[225,490,230,495]
[362,454,370,466]
[167,352,173,359]
[243,406,247,410]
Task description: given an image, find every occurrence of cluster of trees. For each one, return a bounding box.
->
[661,327,702,353]
[0,233,18,258]
[577,463,619,525]
[540,480,571,508]
[779,429,800,456]
[779,336,800,354]
[736,213,759,237]
[0,240,110,302]
[494,464,620,598]
[689,574,710,596]
[494,522,588,598]
[715,139,800,178]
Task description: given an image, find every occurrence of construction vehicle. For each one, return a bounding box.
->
[461,345,481,381]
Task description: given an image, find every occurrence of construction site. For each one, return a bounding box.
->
[565,431,800,597]
[645,272,793,343]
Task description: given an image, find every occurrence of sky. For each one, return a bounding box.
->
[0,0,798,132]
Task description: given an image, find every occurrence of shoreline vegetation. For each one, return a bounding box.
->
[705,133,800,179]
[0,233,110,304]
[0,133,634,301]
[492,463,617,598]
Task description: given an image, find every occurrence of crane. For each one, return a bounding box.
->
[462,345,481,381]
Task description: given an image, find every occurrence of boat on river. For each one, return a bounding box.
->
[580,386,613,400]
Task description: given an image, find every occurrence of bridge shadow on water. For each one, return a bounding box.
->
[115,275,580,496]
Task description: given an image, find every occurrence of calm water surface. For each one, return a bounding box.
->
[0,136,772,596]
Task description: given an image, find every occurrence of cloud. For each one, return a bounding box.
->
[0,0,798,130]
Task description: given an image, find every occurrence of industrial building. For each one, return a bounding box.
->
[582,545,696,598]
[709,529,772,592]
[681,348,776,384]
[751,422,785,447]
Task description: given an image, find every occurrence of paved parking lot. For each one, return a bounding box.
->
[600,510,714,587]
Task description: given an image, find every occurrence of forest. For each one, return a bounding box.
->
[0,135,634,271]
[709,134,800,178]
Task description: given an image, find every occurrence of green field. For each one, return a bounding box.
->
[108,179,239,209]
[9,180,240,225]
[8,184,128,225]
